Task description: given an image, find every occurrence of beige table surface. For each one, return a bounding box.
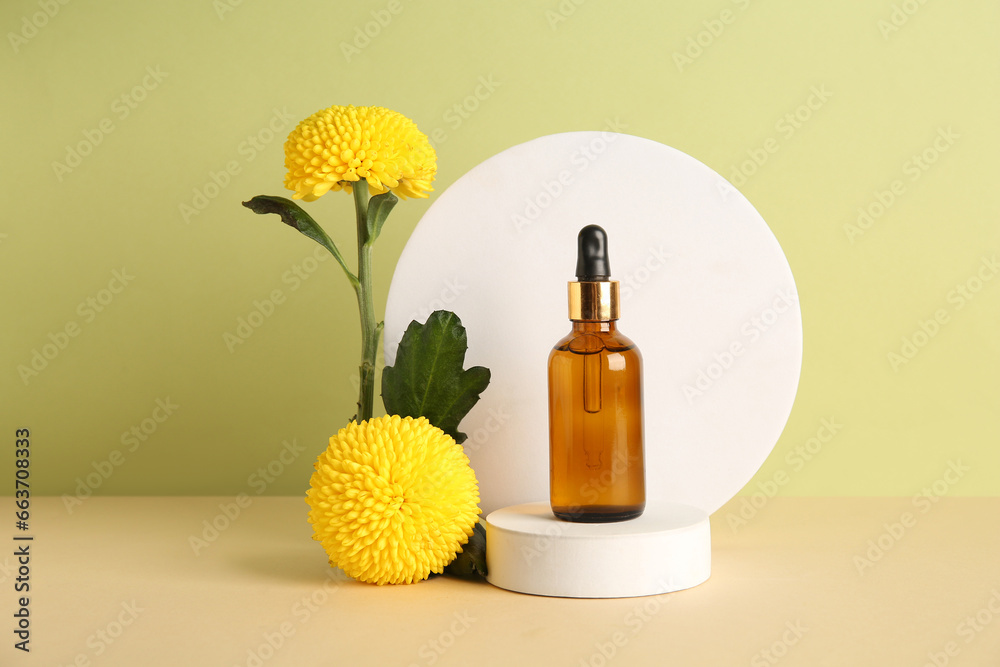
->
[6,497,999,666]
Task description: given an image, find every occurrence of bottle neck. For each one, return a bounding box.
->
[570,320,617,334]
[568,280,620,321]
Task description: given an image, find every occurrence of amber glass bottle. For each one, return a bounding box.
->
[548,225,645,522]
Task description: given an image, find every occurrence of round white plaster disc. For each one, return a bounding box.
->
[485,502,711,598]
[384,132,801,516]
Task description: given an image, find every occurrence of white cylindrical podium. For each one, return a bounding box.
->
[485,502,711,598]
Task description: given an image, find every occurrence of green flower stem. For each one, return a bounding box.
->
[352,180,381,423]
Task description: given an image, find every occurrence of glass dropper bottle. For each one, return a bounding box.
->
[548,225,646,522]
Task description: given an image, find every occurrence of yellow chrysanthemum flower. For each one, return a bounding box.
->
[306,415,480,585]
[284,105,436,201]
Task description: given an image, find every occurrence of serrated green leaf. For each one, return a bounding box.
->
[242,195,358,287]
[444,521,487,579]
[365,191,398,245]
[381,310,490,444]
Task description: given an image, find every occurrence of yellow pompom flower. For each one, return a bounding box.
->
[284,105,436,201]
[306,415,481,585]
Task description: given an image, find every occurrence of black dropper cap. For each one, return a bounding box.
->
[575,224,612,281]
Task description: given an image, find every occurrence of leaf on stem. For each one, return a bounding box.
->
[242,195,358,286]
[366,191,398,246]
[381,310,490,444]
[444,521,487,579]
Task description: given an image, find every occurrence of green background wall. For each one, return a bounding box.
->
[2,0,997,499]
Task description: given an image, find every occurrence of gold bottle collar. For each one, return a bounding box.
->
[568,281,620,321]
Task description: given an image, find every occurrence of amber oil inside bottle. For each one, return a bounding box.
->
[548,319,645,522]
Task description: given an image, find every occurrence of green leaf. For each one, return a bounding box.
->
[444,521,487,579]
[382,310,490,444]
[365,191,398,246]
[242,195,358,288]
